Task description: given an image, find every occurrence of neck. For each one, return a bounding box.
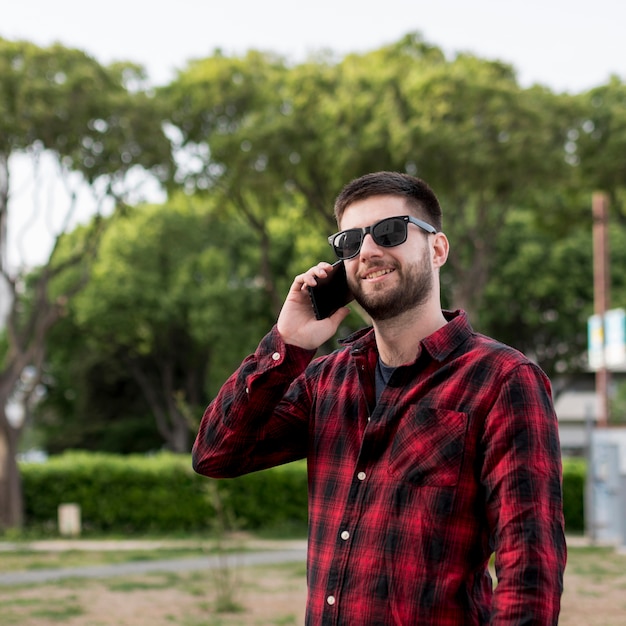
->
[373,303,447,367]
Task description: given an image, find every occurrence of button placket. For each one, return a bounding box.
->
[324,466,367,616]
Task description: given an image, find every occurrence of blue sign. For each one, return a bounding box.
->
[588,308,626,370]
[588,314,605,370]
[604,308,626,368]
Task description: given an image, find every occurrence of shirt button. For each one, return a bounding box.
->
[327,595,336,605]
[340,530,350,540]
[245,387,249,394]
[357,472,366,481]
[272,352,281,361]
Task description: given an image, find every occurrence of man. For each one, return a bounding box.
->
[192,171,566,624]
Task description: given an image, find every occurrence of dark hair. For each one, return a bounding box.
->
[333,171,442,231]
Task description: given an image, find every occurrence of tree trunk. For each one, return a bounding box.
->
[1,150,24,530]
[0,245,91,530]
[0,151,9,269]
[447,254,489,324]
[125,357,191,453]
[0,409,23,529]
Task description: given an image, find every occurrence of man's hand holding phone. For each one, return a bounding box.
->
[277,262,352,350]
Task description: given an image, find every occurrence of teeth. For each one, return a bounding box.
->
[366,269,392,279]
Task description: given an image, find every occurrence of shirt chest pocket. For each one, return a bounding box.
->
[387,407,468,487]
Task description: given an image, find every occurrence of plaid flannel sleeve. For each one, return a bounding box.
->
[482,362,566,625]
[192,326,316,478]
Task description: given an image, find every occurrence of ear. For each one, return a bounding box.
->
[431,232,449,269]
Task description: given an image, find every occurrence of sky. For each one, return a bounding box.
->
[4,0,624,93]
[2,0,625,268]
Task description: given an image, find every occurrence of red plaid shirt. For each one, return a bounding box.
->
[193,310,566,625]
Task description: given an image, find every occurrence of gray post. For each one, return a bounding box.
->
[584,405,595,542]
[621,474,626,549]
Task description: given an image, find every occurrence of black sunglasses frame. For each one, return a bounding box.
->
[328,215,437,260]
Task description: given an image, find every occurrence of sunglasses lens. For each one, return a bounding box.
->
[372,218,407,247]
[332,218,410,259]
[333,230,363,259]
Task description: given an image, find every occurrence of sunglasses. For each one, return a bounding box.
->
[328,215,437,260]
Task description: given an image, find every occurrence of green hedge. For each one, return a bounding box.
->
[20,452,308,535]
[562,457,586,533]
[19,452,585,535]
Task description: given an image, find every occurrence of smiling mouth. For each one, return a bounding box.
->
[364,268,394,280]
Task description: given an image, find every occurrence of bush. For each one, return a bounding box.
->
[220,461,308,531]
[20,451,307,535]
[562,457,586,533]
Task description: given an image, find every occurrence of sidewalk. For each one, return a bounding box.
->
[0,545,308,586]
[1,533,589,552]
[0,536,307,552]
[0,535,613,587]
[0,535,308,586]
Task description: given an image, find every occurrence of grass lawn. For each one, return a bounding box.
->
[0,538,624,625]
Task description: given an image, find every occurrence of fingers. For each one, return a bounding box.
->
[277,262,349,349]
[293,262,336,292]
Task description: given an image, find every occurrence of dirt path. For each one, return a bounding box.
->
[0,540,624,625]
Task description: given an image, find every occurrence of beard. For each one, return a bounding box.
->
[348,249,433,322]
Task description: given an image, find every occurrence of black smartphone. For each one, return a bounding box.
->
[308,260,354,320]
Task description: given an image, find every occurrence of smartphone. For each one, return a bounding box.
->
[308,260,354,320]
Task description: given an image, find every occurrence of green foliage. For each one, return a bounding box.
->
[219,462,309,530]
[0,36,176,530]
[20,452,308,534]
[160,37,609,330]
[0,329,7,370]
[562,458,586,533]
[480,210,593,375]
[21,452,212,533]
[575,77,626,210]
[38,194,281,452]
[480,209,626,379]
[0,38,171,181]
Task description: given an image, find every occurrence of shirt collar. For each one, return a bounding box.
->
[421,309,473,362]
[339,309,473,363]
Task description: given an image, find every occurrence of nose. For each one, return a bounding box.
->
[358,232,383,259]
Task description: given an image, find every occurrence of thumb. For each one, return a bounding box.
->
[329,306,351,325]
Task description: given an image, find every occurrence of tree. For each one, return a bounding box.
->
[162,35,583,326]
[159,37,447,316]
[161,50,298,316]
[387,53,583,319]
[481,208,588,378]
[40,196,280,453]
[574,77,626,216]
[0,38,172,529]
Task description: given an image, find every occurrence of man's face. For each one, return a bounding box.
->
[339,195,434,321]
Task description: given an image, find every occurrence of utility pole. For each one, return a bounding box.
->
[592,191,610,427]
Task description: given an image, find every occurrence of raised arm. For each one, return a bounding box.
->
[192,262,351,478]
